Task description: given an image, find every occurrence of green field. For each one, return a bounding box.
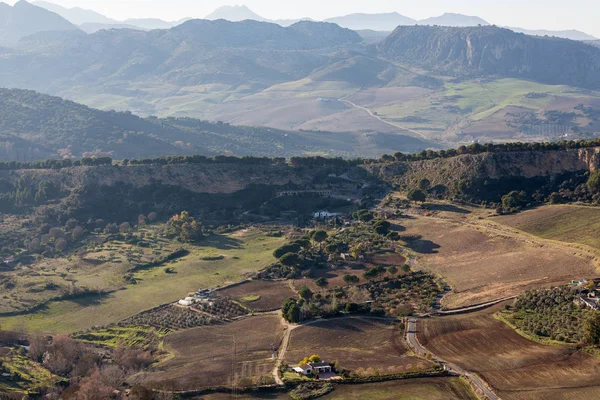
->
[493,205,600,250]
[0,229,284,333]
[373,78,598,138]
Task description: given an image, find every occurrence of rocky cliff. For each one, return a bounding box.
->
[6,163,338,194]
[365,147,600,189]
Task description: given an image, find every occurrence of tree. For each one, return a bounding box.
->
[584,312,600,346]
[343,274,359,284]
[72,226,84,241]
[55,238,68,253]
[104,223,119,235]
[388,266,398,275]
[310,230,328,251]
[353,209,374,222]
[588,171,600,194]
[167,211,203,243]
[315,277,328,287]
[273,243,301,259]
[501,191,528,212]
[282,298,301,323]
[279,252,301,267]
[119,222,132,233]
[407,189,426,203]
[299,286,313,300]
[418,178,431,191]
[180,220,203,243]
[373,220,391,235]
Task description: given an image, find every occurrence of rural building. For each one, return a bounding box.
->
[576,296,600,310]
[313,211,340,219]
[292,362,332,376]
[178,297,194,306]
[310,362,332,374]
[293,364,313,375]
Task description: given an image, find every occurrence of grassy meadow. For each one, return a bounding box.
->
[0,228,284,333]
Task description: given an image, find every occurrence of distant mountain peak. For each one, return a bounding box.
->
[418,13,489,27]
[205,5,267,22]
[0,0,80,46]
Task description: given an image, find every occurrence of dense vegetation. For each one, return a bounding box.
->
[503,286,597,344]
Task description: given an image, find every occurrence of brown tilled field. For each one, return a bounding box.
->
[400,215,596,308]
[218,280,296,311]
[322,377,478,400]
[419,304,600,399]
[135,315,284,391]
[284,317,433,374]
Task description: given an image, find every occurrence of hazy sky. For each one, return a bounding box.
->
[8,0,600,37]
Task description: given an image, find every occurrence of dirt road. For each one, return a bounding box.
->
[406,318,501,400]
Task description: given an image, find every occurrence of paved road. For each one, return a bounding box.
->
[406,318,501,400]
[436,296,517,315]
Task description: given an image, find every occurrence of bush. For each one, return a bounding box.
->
[273,243,301,259]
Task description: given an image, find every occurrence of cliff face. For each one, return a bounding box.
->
[6,163,333,194]
[364,147,600,189]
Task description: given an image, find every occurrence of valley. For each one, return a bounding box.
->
[2,2,600,398]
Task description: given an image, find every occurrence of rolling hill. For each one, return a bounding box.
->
[0,0,80,46]
[0,88,437,161]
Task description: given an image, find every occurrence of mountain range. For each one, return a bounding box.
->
[0,0,79,46]
[27,1,597,41]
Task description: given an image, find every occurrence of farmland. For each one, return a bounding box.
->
[398,212,597,308]
[218,280,296,311]
[136,315,284,391]
[493,204,600,250]
[321,378,478,400]
[418,304,600,399]
[284,317,434,375]
[0,228,285,333]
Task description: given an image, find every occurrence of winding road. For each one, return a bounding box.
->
[338,95,429,140]
[406,318,501,400]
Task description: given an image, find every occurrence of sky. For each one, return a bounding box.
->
[8,0,600,37]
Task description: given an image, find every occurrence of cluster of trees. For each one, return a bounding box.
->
[0,157,112,171]
[383,139,600,164]
[0,327,166,400]
[165,211,203,243]
[0,178,62,213]
[7,137,600,173]
[512,286,596,344]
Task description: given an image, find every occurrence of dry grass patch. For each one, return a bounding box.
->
[285,317,433,374]
[419,304,600,399]
[400,215,596,308]
[135,315,284,391]
[493,204,600,250]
